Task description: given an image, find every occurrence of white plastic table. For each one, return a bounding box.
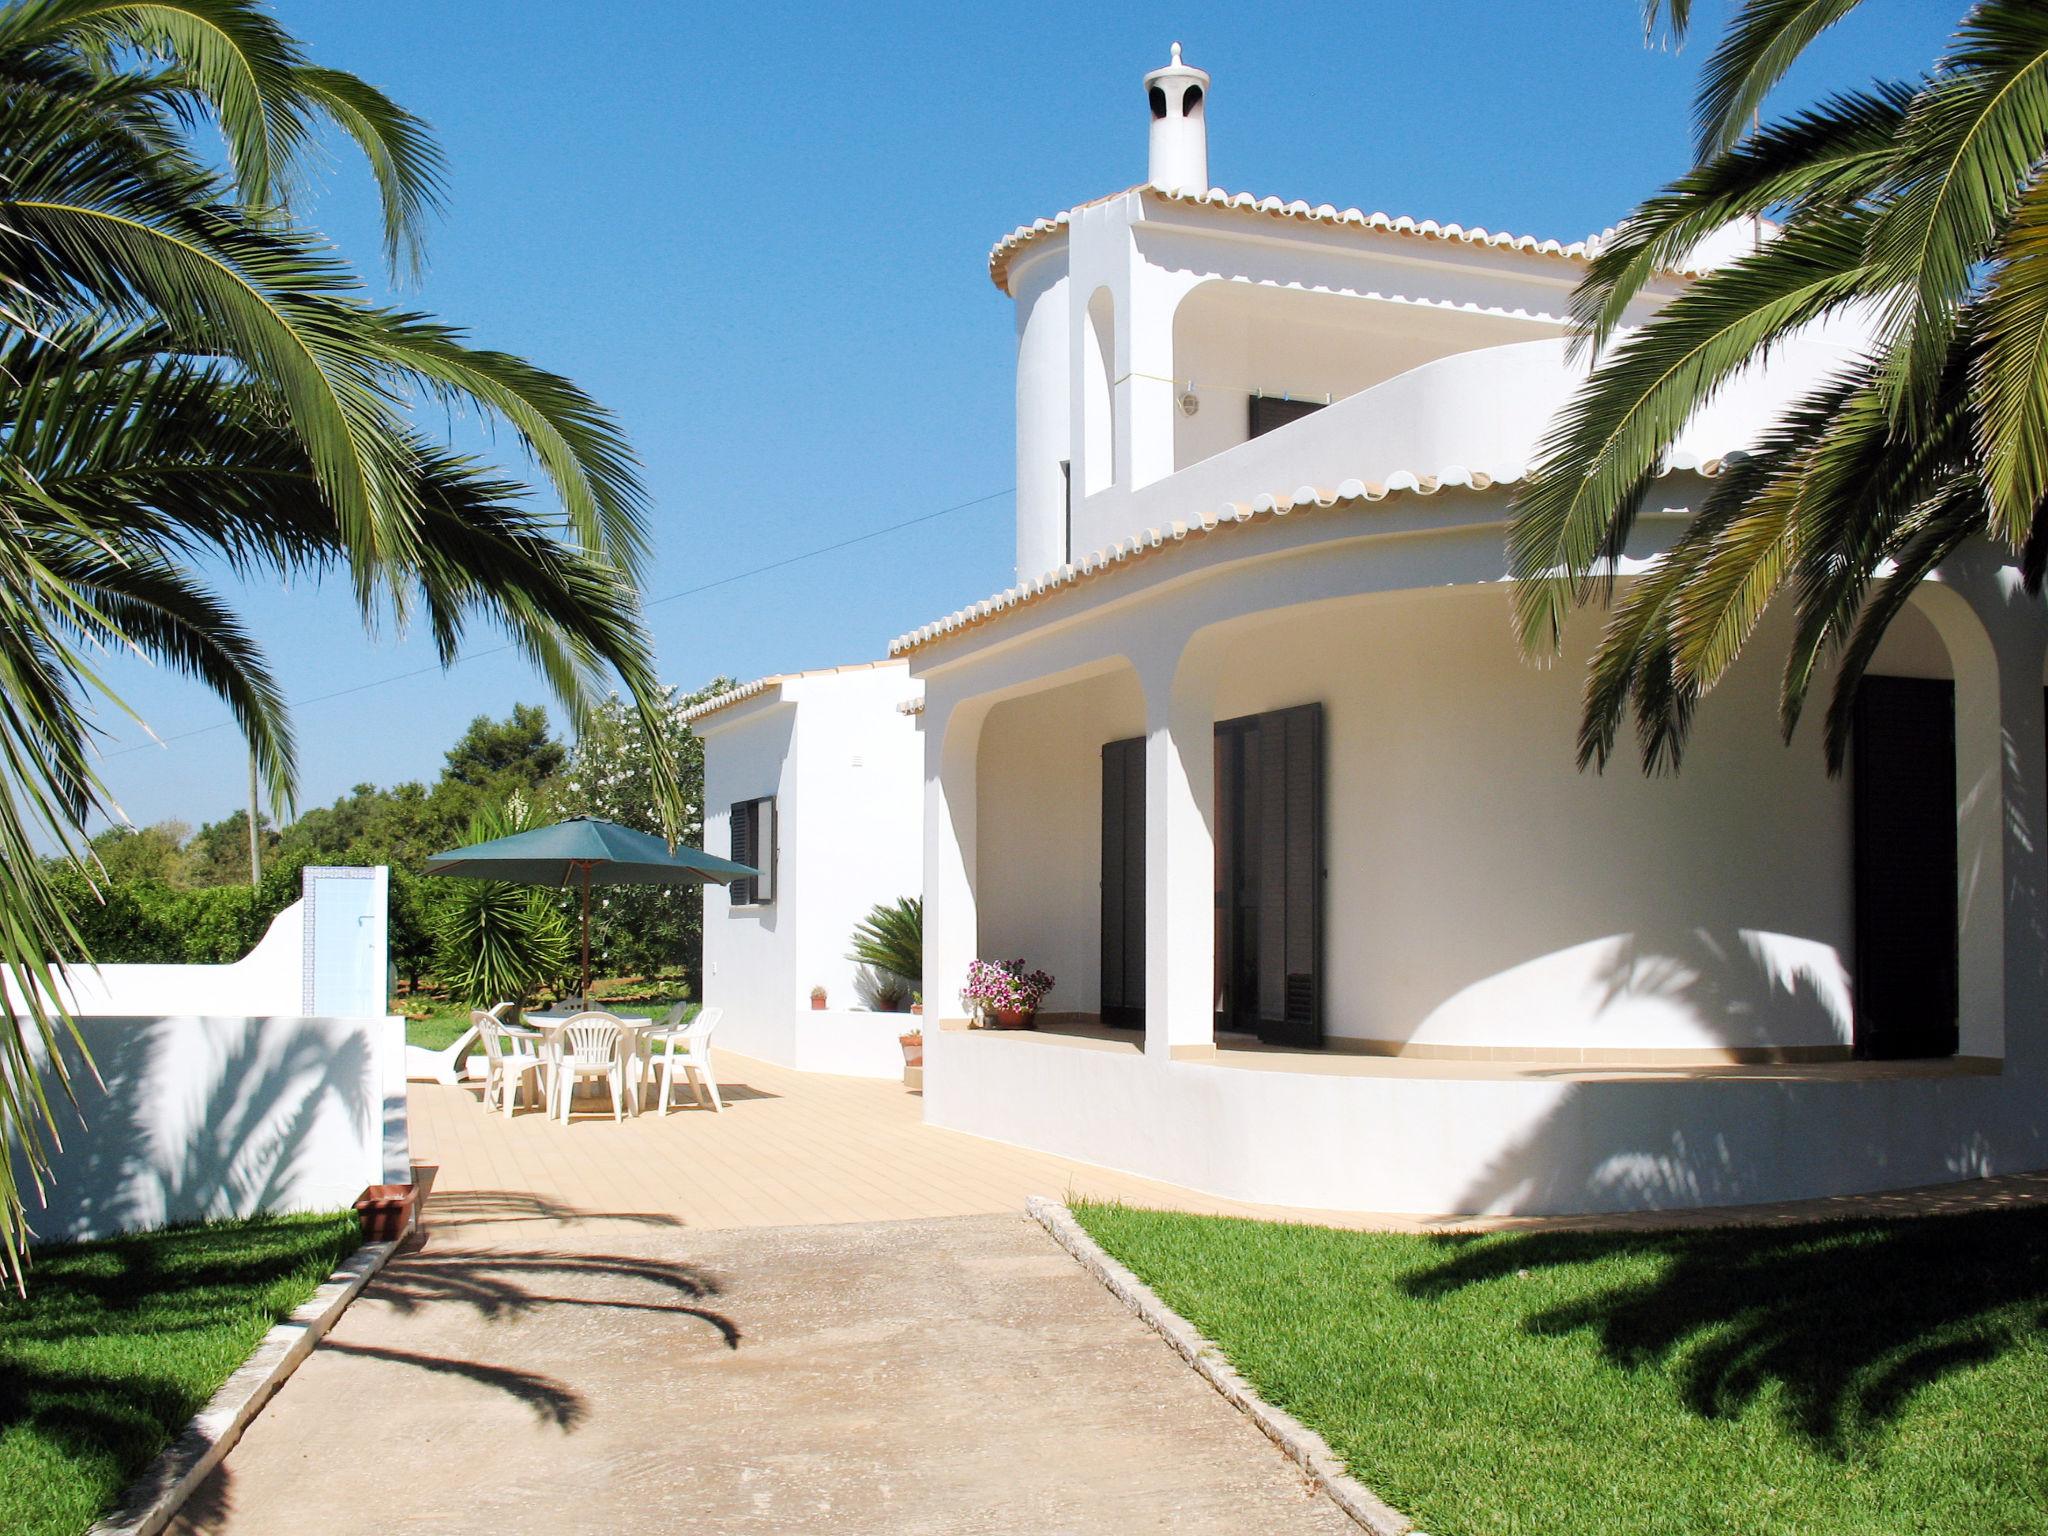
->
[520,1010,655,1117]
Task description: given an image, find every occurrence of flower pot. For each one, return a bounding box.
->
[810,996,827,1011]
[354,1183,418,1244]
[899,1033,924,1068]
[910,1002,923,1016]
[988,1006,1037,1030]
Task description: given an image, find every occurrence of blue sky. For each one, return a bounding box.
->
[85,0,1952,835]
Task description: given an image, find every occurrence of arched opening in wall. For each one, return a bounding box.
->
[974,660,1145,1023]
[1083,287,1115,496]
[1169,280,1558,472]
[1856,597,1963,1059]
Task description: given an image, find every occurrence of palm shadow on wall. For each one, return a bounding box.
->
[1586,923,1849,1053]
[1402,1204,2048,1454]
[20,1017,377,1244]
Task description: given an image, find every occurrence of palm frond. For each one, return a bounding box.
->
[1973,173,2048,541]
[1692,0,1868,159]
[1868,1,2048,430]
[1571,82,1912,355]
[1511,213,1875,657]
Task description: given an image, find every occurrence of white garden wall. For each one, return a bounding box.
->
[7,866,408,1242]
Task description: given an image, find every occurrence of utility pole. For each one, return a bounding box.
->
[247,751,261,888]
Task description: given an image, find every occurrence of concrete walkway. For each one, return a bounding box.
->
[169,1208,1355,1533]
[166,1051,2048,1533]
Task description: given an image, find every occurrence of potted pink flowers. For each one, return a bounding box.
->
[964,958,1055,1029]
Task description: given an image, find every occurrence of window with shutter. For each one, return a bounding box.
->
[1099,737,1146,1026]
[1852,677,1957,1059]
[727,796,776,909]
[1248,395,1324,439]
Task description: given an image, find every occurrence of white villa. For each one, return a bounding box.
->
[690,48,2048,1218]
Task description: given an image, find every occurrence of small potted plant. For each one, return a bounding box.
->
[964,958,1055,1029]
[810,985,827,1011]
[898,1026,923,1069]
[910,992,923,1016]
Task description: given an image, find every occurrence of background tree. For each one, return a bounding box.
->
[553,678,735,993]
[182,809,279,888]
[85,822,189,888]
[1509,0,2048,772]
[0,0,681,1285]
[441,704,566,797]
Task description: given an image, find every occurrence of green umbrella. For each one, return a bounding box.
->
[425,815,758,998]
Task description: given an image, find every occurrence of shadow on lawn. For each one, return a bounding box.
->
[1403,1204,2048,1454]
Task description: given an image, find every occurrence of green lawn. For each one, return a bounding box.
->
[0,1213,363,1536]
[1072,1201,2048,1536]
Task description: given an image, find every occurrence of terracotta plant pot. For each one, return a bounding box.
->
[988,1006,1037,1030]
[910,1002,923,1016]
[354,1183,418,1244]
[810,994,827,1011]
[899,1033,924,1068]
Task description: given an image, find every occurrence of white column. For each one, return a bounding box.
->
[1121,262,1178,493]
[921,689,984,1026]
[1140,651,1216,1060]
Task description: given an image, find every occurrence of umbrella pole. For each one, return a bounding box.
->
[579,861,592,1000]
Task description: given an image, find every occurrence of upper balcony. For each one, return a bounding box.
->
[1064,308,1869,569]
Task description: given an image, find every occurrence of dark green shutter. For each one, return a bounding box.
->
[1100,737,1146,1026]
[1852,677,1959,1059]
[1252,704,1323,1046]
[728,800,754,907]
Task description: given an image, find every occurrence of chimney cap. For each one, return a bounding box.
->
[1145,41,1208,88]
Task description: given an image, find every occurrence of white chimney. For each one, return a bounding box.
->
[1144,43,1209,195]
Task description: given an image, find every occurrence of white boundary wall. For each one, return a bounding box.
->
[9,866,408,1242]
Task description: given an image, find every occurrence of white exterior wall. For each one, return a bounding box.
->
[10,866,408,1242]
[1213,590,1854,1054]
[702,665,924,1076]
[1012,252,1071,579]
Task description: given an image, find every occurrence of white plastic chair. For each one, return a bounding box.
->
[648,1006,724,1115]
[551,1012,626,1123]
[475,1009,546,1119]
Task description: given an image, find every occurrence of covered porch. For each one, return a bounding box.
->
[907,493,2048,1215]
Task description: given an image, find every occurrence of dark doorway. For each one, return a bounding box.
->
[1099,736,1146,1027]
[1213,704,1323,1047]
[1851,676,1959,1059]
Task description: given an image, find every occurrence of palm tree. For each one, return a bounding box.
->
[1508,1,2048,775]
[0,0,682,1283]
[848,896,923,992]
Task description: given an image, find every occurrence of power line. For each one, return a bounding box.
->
[102,485,1013,761]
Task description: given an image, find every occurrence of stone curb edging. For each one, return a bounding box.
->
[1028,1196,1423,1536]
[87,1235,402,1536]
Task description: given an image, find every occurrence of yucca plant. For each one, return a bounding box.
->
[0,0,682,1286]
[1509,0,2048,773]
[433,797,570,1009]
[848,896,922,990]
